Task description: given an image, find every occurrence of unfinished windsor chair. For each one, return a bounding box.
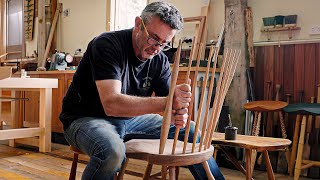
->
[122,38,241,179]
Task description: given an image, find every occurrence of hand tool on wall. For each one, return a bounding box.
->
[273,84,281,125]
[265,81,273,137]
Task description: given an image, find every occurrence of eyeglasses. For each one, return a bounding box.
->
[140,19,172,51]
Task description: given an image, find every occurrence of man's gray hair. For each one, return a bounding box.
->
[141,1,183,30]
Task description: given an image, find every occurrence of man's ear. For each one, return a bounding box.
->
[134,17,141,29]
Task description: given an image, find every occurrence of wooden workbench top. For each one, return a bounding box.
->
[14,70,76,75]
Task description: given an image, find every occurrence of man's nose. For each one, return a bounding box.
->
[152,44,162,53]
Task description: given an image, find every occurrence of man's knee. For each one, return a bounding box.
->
[93,142,126,170]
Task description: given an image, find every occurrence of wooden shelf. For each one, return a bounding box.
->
[261,26,301,32]
[261,26,301,39]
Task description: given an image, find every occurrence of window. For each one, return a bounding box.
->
[7,0,23,60]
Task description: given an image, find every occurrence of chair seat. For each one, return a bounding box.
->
[243,100,288,112]
[125,139,215,167]
[283,103,320,115]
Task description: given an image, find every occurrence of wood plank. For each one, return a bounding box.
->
[283,45,295,140]
[212,132,291,152]
[293,44,305,103]
[0,78,58,89]
[254,46,265,100]
[264,46,275,101]
[0,142,312,179]
[304,44,316,101]
[37,0,46,67]
[315,43,320,90]
[0,128,42,140]
[264,46,275,138]
[0,0,5,56]
[0,158,62,180]
[274,46,284,102]
[283,45,295,97]
[245,7,255,67]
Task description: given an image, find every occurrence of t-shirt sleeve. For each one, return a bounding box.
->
[90,36,122,81]
[154,59,171,97]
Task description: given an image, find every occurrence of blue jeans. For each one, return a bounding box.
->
[64,114,225,180]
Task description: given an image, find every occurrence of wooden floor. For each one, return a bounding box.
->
[0,141,314,180]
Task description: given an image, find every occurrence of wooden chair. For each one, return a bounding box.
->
[122,36,240,180]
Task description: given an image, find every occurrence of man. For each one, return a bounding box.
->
[60,1,224,179]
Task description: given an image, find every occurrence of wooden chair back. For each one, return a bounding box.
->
[161,24,241,154]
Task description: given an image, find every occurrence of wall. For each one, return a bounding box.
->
[248,0,320,44]
[25,0,107,56]
[24,1,320,56]
[56,0,106,55]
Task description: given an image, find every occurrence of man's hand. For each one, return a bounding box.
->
[171,79,191,128]
[172,80,192,110]
[171,108,188,128]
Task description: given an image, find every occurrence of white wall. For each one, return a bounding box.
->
[24,0,320,56]
[56,0,106,54]
[249,0,320,43]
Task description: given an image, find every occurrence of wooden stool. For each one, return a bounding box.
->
[284,103,320,180]
[243,100,288,171]
[69,146,128,180]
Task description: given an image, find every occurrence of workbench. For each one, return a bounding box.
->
[0,77,58,152]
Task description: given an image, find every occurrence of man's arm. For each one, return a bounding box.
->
[96,79,191,119]
[96,79,167,117]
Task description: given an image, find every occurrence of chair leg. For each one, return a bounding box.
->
[117,158,129,180]
[169,166,176,180]
[143,163,153,180]
[202,161,215,180]
[69,152,79,180]
[294,115,307,180]
[161,165,167,180]
[0,121,3,130]
[289,115,301,176]
[263,150,275,180]
[175,167,179,179]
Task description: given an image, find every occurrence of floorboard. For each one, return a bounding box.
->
[0,140,314,179]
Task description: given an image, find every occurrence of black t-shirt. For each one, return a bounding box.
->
[59,29,171,130]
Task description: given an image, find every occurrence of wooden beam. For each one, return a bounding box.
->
[106,0,111,31]
[245,7,254,67]
[40,3,61,68]
[0,0,6,56]
[224,0,248,134]
[0,128,42,140]
[37,0,46,68]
